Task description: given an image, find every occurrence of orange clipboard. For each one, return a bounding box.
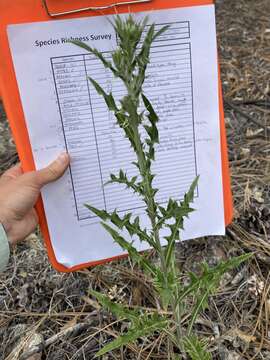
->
[0,0,233,272]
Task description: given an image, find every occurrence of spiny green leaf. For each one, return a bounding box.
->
[95,315,167,357]
[188,291,210,336]
[182,335,211,360]
[209,252,253,274]
[147,144,155,160]
[69,40,118,75]
[134,24,170,96]
[134,24,155,91]
[157,176,199,240]
[153,25,171,42]
[176,253,253,334]
[144,124,159,144]
[88,77,118,112]
[104,170,143,195]
[84,204,110,221]
[101,222,157,275]
[165,236,177,268]
[153,268,178,309]
[110,210,122,228]
[180,253,253,307]
[142,93,159,124]
[137,24,155,65]
[86,203,154,246]
[183,175,199,205]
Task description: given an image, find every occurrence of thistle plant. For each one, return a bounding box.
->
[72,16,251,359]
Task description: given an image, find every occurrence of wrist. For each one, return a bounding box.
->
[0,213,12,243]
[0,223,10,271]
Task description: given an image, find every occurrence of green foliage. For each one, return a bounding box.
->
[154,267,179,310]
[101,222,157,275]
[163,176,199,268]
[72,15,252,360]
[182,335,211,360]
[105,170,143,196]
[90,290,140,324]
[95,314,167,357]
[91,290,167,357]
[70,40,118,77]
[88,77,118,112]
[142,93,159,160]
[85,204,157,248]
[176,253,252,335]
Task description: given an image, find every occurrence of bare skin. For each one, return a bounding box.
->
[0,153,70,245]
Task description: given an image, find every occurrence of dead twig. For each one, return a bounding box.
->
[19,321,94,360]
[225,100,270,134]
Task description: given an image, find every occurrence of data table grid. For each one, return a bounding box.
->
[51,24,197,221]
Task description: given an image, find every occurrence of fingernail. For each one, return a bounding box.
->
[57,152,70,164]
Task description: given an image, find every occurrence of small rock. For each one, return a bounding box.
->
[23,332,44,360]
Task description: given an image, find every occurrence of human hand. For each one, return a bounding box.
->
[0,153,70,245]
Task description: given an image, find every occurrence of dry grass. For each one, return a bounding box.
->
[0,0,270,358]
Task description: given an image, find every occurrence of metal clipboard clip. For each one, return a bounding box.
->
[42,0,152,17]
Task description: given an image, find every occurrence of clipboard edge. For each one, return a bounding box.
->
[0,0,233,273]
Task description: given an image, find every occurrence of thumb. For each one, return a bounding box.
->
[35,152,70,187]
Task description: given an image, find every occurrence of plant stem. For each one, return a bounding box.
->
[173,291,183,342]
[132,114,183,348]
[131,123,168,281]
[170,224,185,342]
[123,25,184,352]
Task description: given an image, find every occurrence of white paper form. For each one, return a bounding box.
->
[7,5,225,268]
